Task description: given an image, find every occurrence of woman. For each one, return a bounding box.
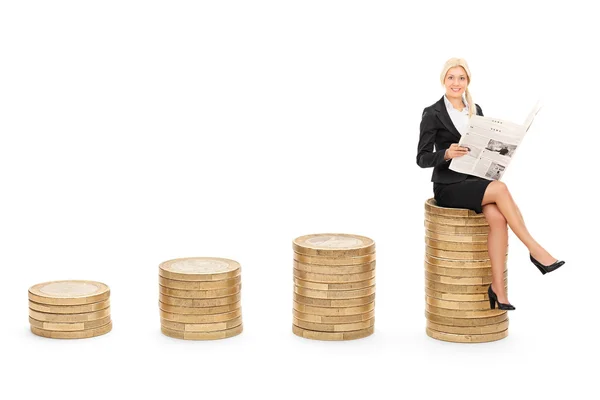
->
[416,58,565,310]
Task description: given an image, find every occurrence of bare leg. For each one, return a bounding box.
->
[482,204,509,304]
[482,181,556,265]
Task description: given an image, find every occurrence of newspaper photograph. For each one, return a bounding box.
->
[449,102,542,180]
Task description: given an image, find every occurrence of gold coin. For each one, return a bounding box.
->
[293,317,374,332]
[427,319,509,335]
[425,246,492,261]
[425,311,508,327]
[159,292,241,307]
[425,296,492,311]
[294,252,376,266]
[424,199,484,218]
[29,307,111,322]
[28,281,110,305]
[425,220,490,234]
[425,254,494,268]
[293,301,375,316]
[426,327,508,343]
[293,260,376,275]
[158,275,241,290]
[30,321,112,339]
[293,234,375,257]
[293,293,375,307]
[29,316,111,332]
[292,324,373,341]
[293,285,375,299]
[425,263,506,277]
[28,299,110,314]
[159,309,242,323]
[425,271,506,285]
[161,316,243,332]
[425,287,506,302]
[425,304,506,319]
[161,324,243,340]
[159,284,241,299]
[293,309,375,324]
[425,238,488,252]
[293,268,376,283]
[158,257,241,282]
[293,277,376,291]
[159,301,241,315]
[425,230,488,243]
[425,212,489,226]
[425,279,507,294]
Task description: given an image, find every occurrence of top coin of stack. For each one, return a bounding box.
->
[158,257,243,340]
[292,233,376,341]
[28,280,112,339]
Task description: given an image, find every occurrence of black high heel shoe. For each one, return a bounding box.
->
[530,254,565,275]
[488,285,515,310]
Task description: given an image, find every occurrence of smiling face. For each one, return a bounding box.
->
[444,66,469,100]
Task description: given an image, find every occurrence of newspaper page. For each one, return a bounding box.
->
[449,102,542,180]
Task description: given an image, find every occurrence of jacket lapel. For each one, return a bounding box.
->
[434,96,462,142]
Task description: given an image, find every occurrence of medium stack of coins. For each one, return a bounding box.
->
[28,280,112,339]
[159,257,243,340]
[292,233,376,341]
[424,199,509,343]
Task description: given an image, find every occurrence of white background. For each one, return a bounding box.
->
[1,1,598,399]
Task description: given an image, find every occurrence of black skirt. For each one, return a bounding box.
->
[433,176,492,214]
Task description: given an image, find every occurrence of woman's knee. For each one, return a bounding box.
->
[483,181,509,204]
[490,180,509,195]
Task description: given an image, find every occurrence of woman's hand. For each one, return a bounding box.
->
[444,143,470,160]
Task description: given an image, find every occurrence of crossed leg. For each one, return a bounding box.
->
[481,181,558,302]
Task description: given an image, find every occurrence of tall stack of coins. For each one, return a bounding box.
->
[424,199,509,343]
[159,257,243,340]
[28,280,112,339]
[292,234,376,341]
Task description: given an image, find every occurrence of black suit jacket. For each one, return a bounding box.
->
[416,96,483,184]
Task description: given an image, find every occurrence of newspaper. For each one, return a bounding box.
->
[449,102,543,180]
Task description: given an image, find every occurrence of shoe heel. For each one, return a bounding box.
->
[489,298,496,309]
[535,264,547,275]
[530,254,551,275]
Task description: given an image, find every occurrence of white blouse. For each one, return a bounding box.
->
[444,95,469,136]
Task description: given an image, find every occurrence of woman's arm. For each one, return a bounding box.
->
[416,108,447,168]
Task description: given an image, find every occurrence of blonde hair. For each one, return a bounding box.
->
[440,58,476,118]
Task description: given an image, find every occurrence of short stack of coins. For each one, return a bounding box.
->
[159,257,243,340]
[292,233,376,341]
[28,280,112,339]
[424,199,509,343]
